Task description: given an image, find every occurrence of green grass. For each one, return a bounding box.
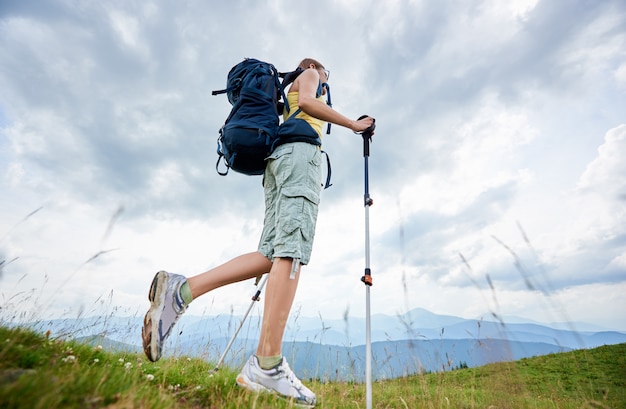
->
[1,325,624,408]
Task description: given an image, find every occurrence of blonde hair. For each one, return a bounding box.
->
[298,58,325,70]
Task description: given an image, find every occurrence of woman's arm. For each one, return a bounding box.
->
[294,69,374,133]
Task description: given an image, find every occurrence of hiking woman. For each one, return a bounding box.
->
[142,57,374,407]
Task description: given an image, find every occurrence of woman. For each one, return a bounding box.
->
[142,58,374,407]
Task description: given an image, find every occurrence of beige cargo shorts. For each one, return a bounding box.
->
[257,142,323,265]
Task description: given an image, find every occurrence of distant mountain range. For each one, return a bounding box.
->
[16,308,626,381]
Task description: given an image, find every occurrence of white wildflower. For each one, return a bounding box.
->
[124,362,132,370]
[145,374,155,381]
[62,355,76,363]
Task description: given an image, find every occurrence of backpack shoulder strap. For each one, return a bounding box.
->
[278,67,303,114]
[279,67,304,88]
[321,82,332,134]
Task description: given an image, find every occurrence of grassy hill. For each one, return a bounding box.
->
[1,325,624,408]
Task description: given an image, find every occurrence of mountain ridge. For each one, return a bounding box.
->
[17,308,624,381]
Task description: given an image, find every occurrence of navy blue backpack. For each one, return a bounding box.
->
[212,58,332,178]
[212,59,298,176]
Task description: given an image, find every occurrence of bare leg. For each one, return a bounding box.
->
[256,257,300,357]
[187,251,272,299]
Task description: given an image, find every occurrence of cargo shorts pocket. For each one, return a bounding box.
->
[278,185,320,242]
[265,145,294,188]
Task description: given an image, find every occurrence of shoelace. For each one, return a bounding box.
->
[279,361,304,389]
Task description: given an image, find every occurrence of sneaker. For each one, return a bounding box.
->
[236,355,316,408]
[142,270,188,362]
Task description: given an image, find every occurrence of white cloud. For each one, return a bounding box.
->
[578,125,626,197]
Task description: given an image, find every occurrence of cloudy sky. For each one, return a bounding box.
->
[1,0,625,333]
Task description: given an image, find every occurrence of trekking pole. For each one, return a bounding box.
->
[211,274,268,372]
[357,115,376,409]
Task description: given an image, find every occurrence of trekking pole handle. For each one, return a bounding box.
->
[356,115,376,139]
[356,115,375,158]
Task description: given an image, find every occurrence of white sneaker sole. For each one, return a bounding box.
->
[142,271,168,362]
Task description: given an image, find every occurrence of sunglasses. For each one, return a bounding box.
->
[319,68,330,81]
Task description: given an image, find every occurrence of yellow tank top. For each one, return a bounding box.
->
[283,92,326,139]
